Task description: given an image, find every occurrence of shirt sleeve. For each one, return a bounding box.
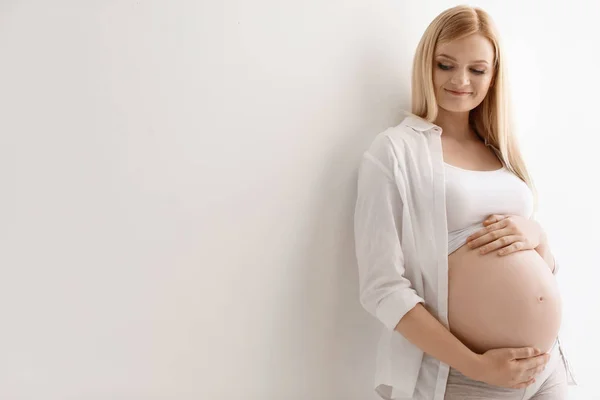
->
[353,151,425,332]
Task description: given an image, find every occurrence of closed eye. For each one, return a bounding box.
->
[437,63,486,75]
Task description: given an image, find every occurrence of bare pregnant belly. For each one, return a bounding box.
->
[448,243,562,354]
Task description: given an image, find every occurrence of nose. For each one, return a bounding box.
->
[450,69,470,86]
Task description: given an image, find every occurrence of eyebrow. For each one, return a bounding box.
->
[437,53,489,65]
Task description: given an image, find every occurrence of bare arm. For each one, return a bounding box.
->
[394,303,481,376]
[355,150,482,376]
[534,233,557,274]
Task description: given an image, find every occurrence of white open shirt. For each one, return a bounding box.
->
[353,113,577,399]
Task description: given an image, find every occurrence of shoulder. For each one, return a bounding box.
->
[364,113,431,169]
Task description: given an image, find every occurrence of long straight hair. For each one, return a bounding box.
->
[411,5,539,215]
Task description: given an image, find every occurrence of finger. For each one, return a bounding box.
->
[484,214,507,224]
[518,354,550,371]
[497,239,525,255]
[483,217,497,225]
[466,221,501,242]
[471,218,511,241]
[512,377,535,389]
[470,231,515,252]
[524,362,547,376]
[467,227,505,246]
[466,229,486,242]
[511,347,542,359]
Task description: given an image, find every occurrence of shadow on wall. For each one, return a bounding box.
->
[268,39,412,398]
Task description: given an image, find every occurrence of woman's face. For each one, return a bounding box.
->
[433,34,495,113]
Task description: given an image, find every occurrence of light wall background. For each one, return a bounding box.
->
[1,1,598,399]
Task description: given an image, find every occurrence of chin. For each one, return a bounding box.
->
[438,103,476,113]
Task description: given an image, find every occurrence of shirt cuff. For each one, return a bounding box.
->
[376,290,425,332]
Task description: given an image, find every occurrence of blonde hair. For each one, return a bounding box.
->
[411,5,539,215]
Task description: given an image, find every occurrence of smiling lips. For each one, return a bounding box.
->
[446,89,472,96]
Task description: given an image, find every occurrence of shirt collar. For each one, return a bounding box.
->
[402,113,442,134]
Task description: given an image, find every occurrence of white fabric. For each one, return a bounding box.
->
[444,162,534,254]
[353,112,576,399]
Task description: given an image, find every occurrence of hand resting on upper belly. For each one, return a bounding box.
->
[447,241,562,355]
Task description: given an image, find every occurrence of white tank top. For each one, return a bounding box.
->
[444,161,534,255]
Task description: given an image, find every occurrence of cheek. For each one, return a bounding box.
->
[432,70,445,87]
[474,78,493,95]
[483,75,494,88]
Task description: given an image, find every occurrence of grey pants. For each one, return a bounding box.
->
[444,341,567,399]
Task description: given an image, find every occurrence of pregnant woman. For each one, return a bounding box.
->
[353,5,577,400]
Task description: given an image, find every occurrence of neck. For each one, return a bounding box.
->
[434,108,477,142]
